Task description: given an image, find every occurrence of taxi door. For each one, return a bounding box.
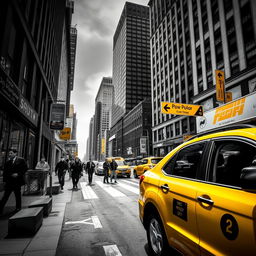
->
[196,139,256,256]
[159,142,206,255]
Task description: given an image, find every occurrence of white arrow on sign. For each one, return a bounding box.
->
[65,215,102,229]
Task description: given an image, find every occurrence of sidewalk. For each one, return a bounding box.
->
[0,174,73,256]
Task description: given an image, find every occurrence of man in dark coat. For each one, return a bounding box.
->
[85,159,95,185]
[110,159,118,183]
[103,159,110,184]
[70,157,83,189]
[0,149,28,214]
[55,157,69,190]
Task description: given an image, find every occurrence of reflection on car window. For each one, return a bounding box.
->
[163,143,205,178]
[210,140,256,187]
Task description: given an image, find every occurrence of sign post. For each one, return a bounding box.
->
[49,103,66,197]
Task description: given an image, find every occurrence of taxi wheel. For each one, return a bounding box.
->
[146,214,169,256]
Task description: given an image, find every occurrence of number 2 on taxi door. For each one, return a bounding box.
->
[226,219,232,234]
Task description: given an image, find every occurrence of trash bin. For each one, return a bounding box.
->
[24,169,48,195]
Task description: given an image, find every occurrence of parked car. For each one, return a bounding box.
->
[139,125,256,256]
[134,157,163,178]
[95,161,104,175]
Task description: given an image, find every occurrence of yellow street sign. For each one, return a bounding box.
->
[161,102,203,116]
[215,70,225,102]
[101,138,106,154]
[225,91,232,103]
[59,127,71,140]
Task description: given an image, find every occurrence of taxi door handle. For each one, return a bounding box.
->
[160,184,170,192]
[197,196,214,206]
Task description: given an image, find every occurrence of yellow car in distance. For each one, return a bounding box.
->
[107,157,131,178]
[133,157,163,178]
[139,125,256,256]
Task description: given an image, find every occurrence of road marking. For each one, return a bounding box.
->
[121,180,139,186]
[80,182,98,199]
[65,215,102,229]
[95,181,127,197]
[117,182,139,195]
[103,245,122,256]
[91,215,103,228]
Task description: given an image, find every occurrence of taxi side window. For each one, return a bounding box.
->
[163,143,205,178]
[209,140,256,187]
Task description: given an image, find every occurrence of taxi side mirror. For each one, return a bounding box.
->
[240,166,256,190]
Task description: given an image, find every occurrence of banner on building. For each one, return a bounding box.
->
[50,103,65,130]
[140,137,147,154]
[196,92,256,133]
[59,127,71,140]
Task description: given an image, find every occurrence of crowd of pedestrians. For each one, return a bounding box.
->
[0,148,119,215]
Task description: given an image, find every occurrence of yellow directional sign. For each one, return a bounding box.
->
[161,102,203,116]
[59,127,71,140]
[215,70,225,102]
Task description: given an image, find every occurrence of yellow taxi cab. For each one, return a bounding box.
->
[139,125,256,256]
[133,157,163,178]
[107,157,131,178]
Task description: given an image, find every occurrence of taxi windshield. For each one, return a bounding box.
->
[151,158,162,164]
[115,160,126,166]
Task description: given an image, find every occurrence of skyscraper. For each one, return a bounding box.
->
[94,77,113,160]
[149,0,256,156]
[111,2,151,126]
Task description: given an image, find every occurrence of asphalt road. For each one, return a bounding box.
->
[56,174,149,256]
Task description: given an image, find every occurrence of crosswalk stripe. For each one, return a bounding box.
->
[103,245,122,256]
[117,182,139,194]
[95,181,127,197]
[80,182,98,199]
[121,180,139,186]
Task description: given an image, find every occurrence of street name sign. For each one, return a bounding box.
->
[215,70,225,102]
[161,102,203,116]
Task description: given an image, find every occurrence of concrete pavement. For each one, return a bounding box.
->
[0,173,73,256]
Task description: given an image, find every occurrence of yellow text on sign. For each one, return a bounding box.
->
[216,70,225,102]
[161,102,203,116]
[59,127,71,140]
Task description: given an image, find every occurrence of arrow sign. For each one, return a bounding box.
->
[161,102,203,116]
[215,70,225,102]
[164,104,170,112]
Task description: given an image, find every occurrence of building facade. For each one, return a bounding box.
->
[149,0,256,156]
[109,98,152,158]
[111,2,151,126]
[94,77,113,161]
[0,0,75,190]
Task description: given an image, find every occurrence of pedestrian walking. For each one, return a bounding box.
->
[0,149,28,214]
[110,159,118,183]
[55,157,69,190]
[70,157,83,189]
[103,159,110,183]
[85,159,95,185]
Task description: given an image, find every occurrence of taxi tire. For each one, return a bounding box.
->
[146,213,169,256]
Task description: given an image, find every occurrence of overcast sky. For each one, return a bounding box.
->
[71,0,149,159]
